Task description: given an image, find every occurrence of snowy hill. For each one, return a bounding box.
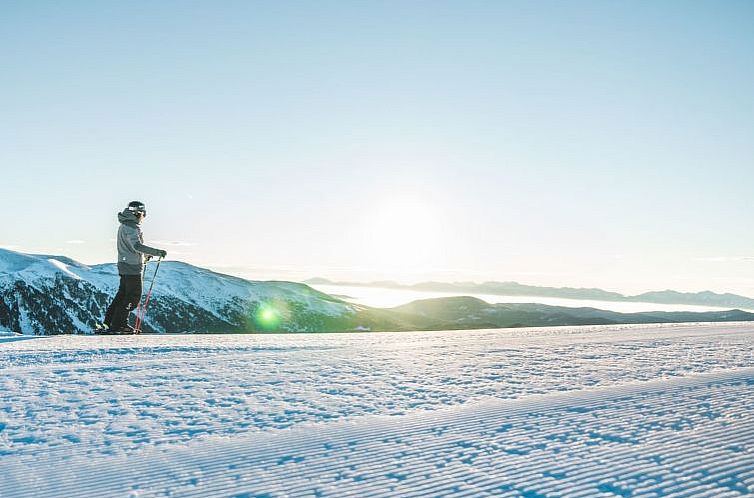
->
[3,249,753,335]
[0,249,367,335]
[391,296,754,328]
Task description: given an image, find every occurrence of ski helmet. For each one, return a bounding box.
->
[127,200,147,217]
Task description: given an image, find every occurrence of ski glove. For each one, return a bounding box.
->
[158,249,167,258]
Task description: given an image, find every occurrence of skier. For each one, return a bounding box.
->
[102,201,167,334]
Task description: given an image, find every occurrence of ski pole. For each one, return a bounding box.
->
[134,257,162,334]
[134,257,161,334]
[134,258,151,333]
[133,259,150,333]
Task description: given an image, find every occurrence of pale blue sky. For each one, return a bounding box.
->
[2,1,753,295]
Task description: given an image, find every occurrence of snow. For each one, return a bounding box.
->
[46,258,82,280]
[0,326,19,337]
[0,249,89,284]
[0,250,38,273]
[1,322,753,497]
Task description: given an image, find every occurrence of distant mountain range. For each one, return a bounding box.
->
[391,296,754,330]
[305,278,754,310]
[1,249,752,335]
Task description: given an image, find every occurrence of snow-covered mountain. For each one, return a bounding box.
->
[4,249,753,336]
[0,249,367,335]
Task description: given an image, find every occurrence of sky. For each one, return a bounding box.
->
[1,0,753,296]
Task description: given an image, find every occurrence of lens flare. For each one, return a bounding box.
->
[254,302,282,330]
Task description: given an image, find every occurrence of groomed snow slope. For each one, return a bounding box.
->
[1,322,753,497]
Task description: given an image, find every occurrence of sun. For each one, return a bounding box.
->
[362,198,443,274]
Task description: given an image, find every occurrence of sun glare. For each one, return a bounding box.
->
[363,198,443,274]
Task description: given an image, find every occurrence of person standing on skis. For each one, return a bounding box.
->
[103,201,167,334]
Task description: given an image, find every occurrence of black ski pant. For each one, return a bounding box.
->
[105,274,143,329]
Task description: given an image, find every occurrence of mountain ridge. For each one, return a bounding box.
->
[0,249,379,335]
[390,296,754,329]
[2,249,753,335]
[305,278,754,310]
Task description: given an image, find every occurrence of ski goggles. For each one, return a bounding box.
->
[128,205,147,217]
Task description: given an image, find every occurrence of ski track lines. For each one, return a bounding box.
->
[1,323,753,497]
[2,370,754,498]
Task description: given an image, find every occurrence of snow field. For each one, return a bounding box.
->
[1,322,753,497]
